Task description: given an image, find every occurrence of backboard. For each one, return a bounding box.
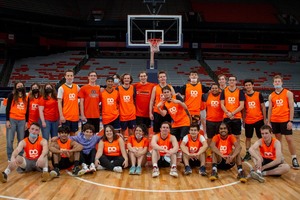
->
[127,15,182,48]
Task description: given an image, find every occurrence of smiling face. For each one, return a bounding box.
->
[83,129,94,139]
[29,124,40,137]
[160,123,170,139]
[163,88,172,101]
[219,123,228,138]
[139,72,148,84]
[189,73,198,84]
[134,126,144,140]
[88,72,97,84]
[105,126,114,140]
[244,82,253,93]
[65,71,74,84]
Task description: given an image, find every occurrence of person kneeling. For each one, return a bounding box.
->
[1,122,50,183]
[249,125,290,183]
[180,123,208,176]
[49,126,83,177]
[210,122,247,183]
[95,125,128,173]
[151,122,179,178]
[127,124,149,175]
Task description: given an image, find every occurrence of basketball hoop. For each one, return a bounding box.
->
[148,38,162,69]
[148,38,162,53]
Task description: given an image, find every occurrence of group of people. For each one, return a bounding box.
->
[1,68,299,183]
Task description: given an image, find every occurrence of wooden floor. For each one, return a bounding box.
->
[0,124,300,200]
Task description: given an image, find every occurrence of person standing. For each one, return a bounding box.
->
[242,79,266,161]
[267,75,299,169]
[78,71,101,133]
[26,83,41,137]
[57,69,80,135]
[220,76,245,143]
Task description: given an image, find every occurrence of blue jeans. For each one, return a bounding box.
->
[40,120,59,141]
[6,118,25,160]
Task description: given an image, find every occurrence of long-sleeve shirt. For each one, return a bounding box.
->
[70,132,101,154]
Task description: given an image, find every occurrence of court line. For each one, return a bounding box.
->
[67,171,241,193]
[0,195,28,200]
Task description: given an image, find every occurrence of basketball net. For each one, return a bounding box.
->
[148,38,162,69]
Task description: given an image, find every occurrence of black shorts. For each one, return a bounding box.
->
[245,119,264,138]
[217,158,235,170]
[189,159,201,167]
[157,156,171,168]
[136,116,151,128]
[271,122,292,135]
[58,157,74,169]
[84,118,100,133]
[171,126,190,142]
[120,119,136,130]
[223,118,242,135]
[104,117,121,130]
[153,112,172,133]
[63,120,78,133]
[262,158,281,171]
[206,120,222,139]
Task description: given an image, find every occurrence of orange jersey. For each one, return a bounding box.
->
[260,138,277,160]
[134,82,155,117]
[27,97,40,127]
[118,85,136,121]
[39,96,59,121]
[184,134,204,153]
[153,84,173,113]
[57,139,72,158]
[127,135,149,148]
[60,84,79,121]
[164,96,191,127]
[78,84,101,118]
[205,93,224,122]
[184,83,203,115]
[221,87,244,119]
[24,136,43,160]
[101,89,119,125]
[9,97,27,120]
[270,89,290,123]
[244,92,264,124]
[103,139,121,157]
[212,134,236,156]
[157,133,173,156]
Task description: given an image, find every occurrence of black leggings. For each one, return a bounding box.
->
[99,155,125,171]
[80,148,96,165]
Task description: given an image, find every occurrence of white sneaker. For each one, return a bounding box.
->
[152,167,160,178]
[113,166,123,173]
[170,166,178,178]
[89,163,96,172]
[97,165,106,171]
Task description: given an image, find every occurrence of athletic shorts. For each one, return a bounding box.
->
[217,158,235,170]
[223,118,242,135]
[171,126,190,142]
[271,121,292,135]
[136,116,151,128]
[104,117,121,130]
[153,112,172,133]
[245,119,264,138]
[206,120,222,139]
[17,157,42,173]
[63,120,78,133]
[120,119,136,131]
[262,158,281,171]
[189,159,201,167]
[157,156,171,168]
[58,157,74,169]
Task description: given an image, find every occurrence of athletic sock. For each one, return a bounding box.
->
[153,163,158,168]
[43,167,48,172]
[292,155,297,159]
[237,165,243,172]
[74,160,80,167]
[212,164,217,172]
[4,168,11,175]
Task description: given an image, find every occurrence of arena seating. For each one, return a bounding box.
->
[8,51,85,87]
[74,58,214,87]
[206,60,300,90]
[0,59,4,73]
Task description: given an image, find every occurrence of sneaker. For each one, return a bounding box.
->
[135,166,142,175]
[50,168,60,178]
[0,172,7,183]
[129,166,136,175]
[170,166,178,178]
[209,170,218,181]
[152,166,160,178]
[72,166,85,176]
[184,165,192,175]
[41,171,50,182]
[89,163,96,173]
[242,152,251,162]
[292,158,300,170]
[96,165,106,171]
[250,170,265,183]
[113,166,123,173]
[199,166,207,176]
[237,170,247,183]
